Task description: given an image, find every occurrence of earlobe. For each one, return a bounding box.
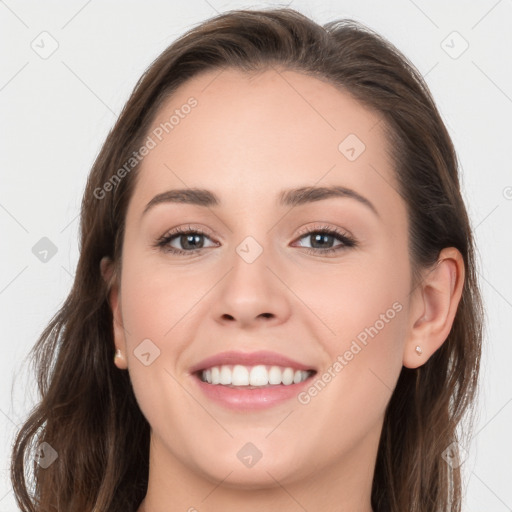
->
[114,348,127,369]
[403,247,465,369]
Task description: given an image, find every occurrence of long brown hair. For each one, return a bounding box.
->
[11,7,483,511]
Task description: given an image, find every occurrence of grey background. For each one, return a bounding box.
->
[1,0,511,510]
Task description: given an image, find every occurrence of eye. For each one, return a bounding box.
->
[153,224,358,257]
[153,225,218,255]
[293,225,357,256]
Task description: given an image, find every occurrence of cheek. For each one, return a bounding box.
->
[119,256,207,345]
[293,286,406,466]
[117,262,202,435]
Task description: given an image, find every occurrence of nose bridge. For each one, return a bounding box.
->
[230,231,275,299]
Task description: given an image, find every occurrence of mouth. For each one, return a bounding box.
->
[194,364,317,388]
[189,350,318,409]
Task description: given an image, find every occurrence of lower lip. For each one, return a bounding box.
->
[192,373,315,411]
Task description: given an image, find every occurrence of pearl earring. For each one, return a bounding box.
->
[114,348,122,362]
[415,345,423,356]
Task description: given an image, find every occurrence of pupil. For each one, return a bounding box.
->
[312,233,333,248]
[182,234,203,250]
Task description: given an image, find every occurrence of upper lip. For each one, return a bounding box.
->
[189,350,317,374]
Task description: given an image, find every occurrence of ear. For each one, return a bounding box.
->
[100,256,128,370]
[403,247,465,369]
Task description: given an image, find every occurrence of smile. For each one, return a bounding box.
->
[198,364,315,387]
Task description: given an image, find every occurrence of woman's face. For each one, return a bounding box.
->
[110,68,416,494]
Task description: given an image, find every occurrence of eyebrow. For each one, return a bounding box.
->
[142,185,379,217]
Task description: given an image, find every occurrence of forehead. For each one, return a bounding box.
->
[128,67,399,217]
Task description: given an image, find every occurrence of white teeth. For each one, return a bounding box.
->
[219,366,231,385]
[249,365,268,386]
[200,364,312,386]
[232,365,249,386]
[268,366,282,385]
[281,367,294,385]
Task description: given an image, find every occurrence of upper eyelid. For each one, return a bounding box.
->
[295,224,353,237]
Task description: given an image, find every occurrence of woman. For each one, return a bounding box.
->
[11,7,483,512]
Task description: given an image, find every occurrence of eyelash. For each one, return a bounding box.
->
[153,224,357,256]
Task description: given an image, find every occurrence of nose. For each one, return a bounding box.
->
[212,243,292,329]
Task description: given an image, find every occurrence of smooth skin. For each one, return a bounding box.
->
[100,67,464,512]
